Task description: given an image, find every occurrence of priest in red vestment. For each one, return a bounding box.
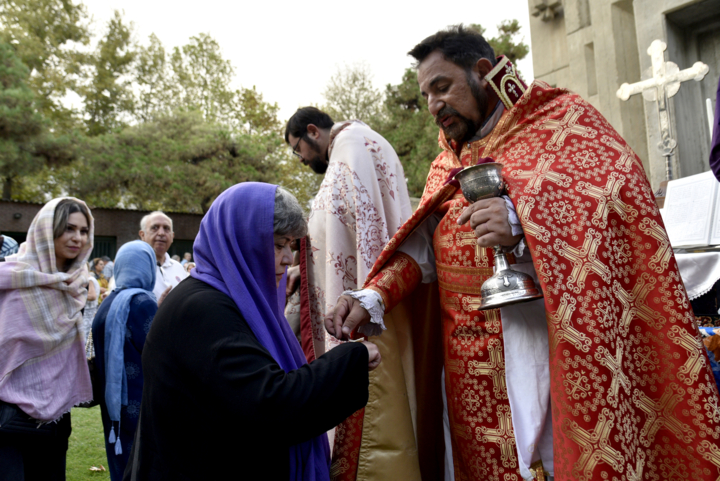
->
[325,25,720,481]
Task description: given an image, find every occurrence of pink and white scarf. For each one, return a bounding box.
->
[0,197,94,421]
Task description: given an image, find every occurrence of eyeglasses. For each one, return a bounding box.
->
[291,134,304,159]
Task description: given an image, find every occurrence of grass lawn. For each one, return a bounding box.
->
[67,406,111,480]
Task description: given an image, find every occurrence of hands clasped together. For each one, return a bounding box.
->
[324,198,520,372]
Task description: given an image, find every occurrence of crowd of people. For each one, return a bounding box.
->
[0,186,378,481]
[2,24,720,481]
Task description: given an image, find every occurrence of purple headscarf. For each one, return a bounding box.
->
[191,182,329,480]
[711,75,720,182]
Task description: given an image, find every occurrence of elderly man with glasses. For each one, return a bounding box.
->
[283,107,420,477]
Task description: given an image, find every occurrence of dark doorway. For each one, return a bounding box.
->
[169,239,195,261]
[91,236,117,260]
[1,231,27,245]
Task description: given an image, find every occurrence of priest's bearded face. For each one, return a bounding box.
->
[288,131,329,174]
[418,50,490,143]
[300,135,329,174]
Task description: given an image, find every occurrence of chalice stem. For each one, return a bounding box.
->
[492,245,510,272]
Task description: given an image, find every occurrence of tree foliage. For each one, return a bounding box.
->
[322,62,384,130]
[2,8,529,213]
[65,111,275,213]
[378,68,438,198]
[167,33,236,125]
[273,149,323,210]
[0,41,76,199]
[0,0,90,131]
[3,13,295,211]
[236,85,281,136]
[133,33,169,123]
[471,20,529,66]
[79,10,135,135]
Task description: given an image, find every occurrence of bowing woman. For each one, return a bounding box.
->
[0,198,94,481]
[125,183,379,481]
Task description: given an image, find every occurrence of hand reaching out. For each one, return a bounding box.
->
[324,295,371,341]
[286,265,300,297]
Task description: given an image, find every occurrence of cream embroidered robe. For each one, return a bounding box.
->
[305,120,411,355]
[296,120,422,479]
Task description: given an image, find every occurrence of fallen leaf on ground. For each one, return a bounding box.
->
[89,465,106,472]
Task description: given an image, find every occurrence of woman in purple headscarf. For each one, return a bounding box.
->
[124,183,379,481]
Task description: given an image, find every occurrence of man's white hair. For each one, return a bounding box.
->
[140,211,174,233]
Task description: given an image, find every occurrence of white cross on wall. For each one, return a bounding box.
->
[616,39,709,180]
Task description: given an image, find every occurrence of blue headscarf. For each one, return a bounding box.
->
[104,240,157,454]
[191,182,330,481]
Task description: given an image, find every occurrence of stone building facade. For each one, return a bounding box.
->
[527,0,720,189]
[0,200,202,260]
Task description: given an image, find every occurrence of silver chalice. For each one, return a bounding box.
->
[454,163,543,310]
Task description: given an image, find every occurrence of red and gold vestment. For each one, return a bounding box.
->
[330,57,720,481]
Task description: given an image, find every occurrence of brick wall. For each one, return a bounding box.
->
[0,200,202,258]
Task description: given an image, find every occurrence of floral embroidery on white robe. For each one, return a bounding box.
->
[306,120,412,355]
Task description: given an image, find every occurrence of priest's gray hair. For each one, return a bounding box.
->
[140,211,173,233]
[274,187,307,239]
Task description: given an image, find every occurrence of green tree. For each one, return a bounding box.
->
[471,20,529,77]
[133,33,170,123]
[273,149,323,211]
[67,110,275,213]
[36,30,299,212]
[0,42,76,199]
[379,68,438,197]
[236,86,280,136]
[0,0,90,131]
[322,62,384,129]
[168,33,236,125]
[79,10,136,136]
[233,87,321,209]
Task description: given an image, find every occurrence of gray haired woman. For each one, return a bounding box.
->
[125,183,379,481]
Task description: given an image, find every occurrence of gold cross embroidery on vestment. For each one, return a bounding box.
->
[576,172,638,229]
[540,105,597,151]
[633,383,695,447]
[509,153,571,194]
[562,408,624,481]
[555,230,611,292]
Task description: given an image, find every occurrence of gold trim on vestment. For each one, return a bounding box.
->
[366,285,390,312]
[437,263,494,276]
[529,460,546,481]
[485,109,514,154]
[436,262,493,295]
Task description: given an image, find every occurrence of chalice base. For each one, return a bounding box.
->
[478,267,544,310]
